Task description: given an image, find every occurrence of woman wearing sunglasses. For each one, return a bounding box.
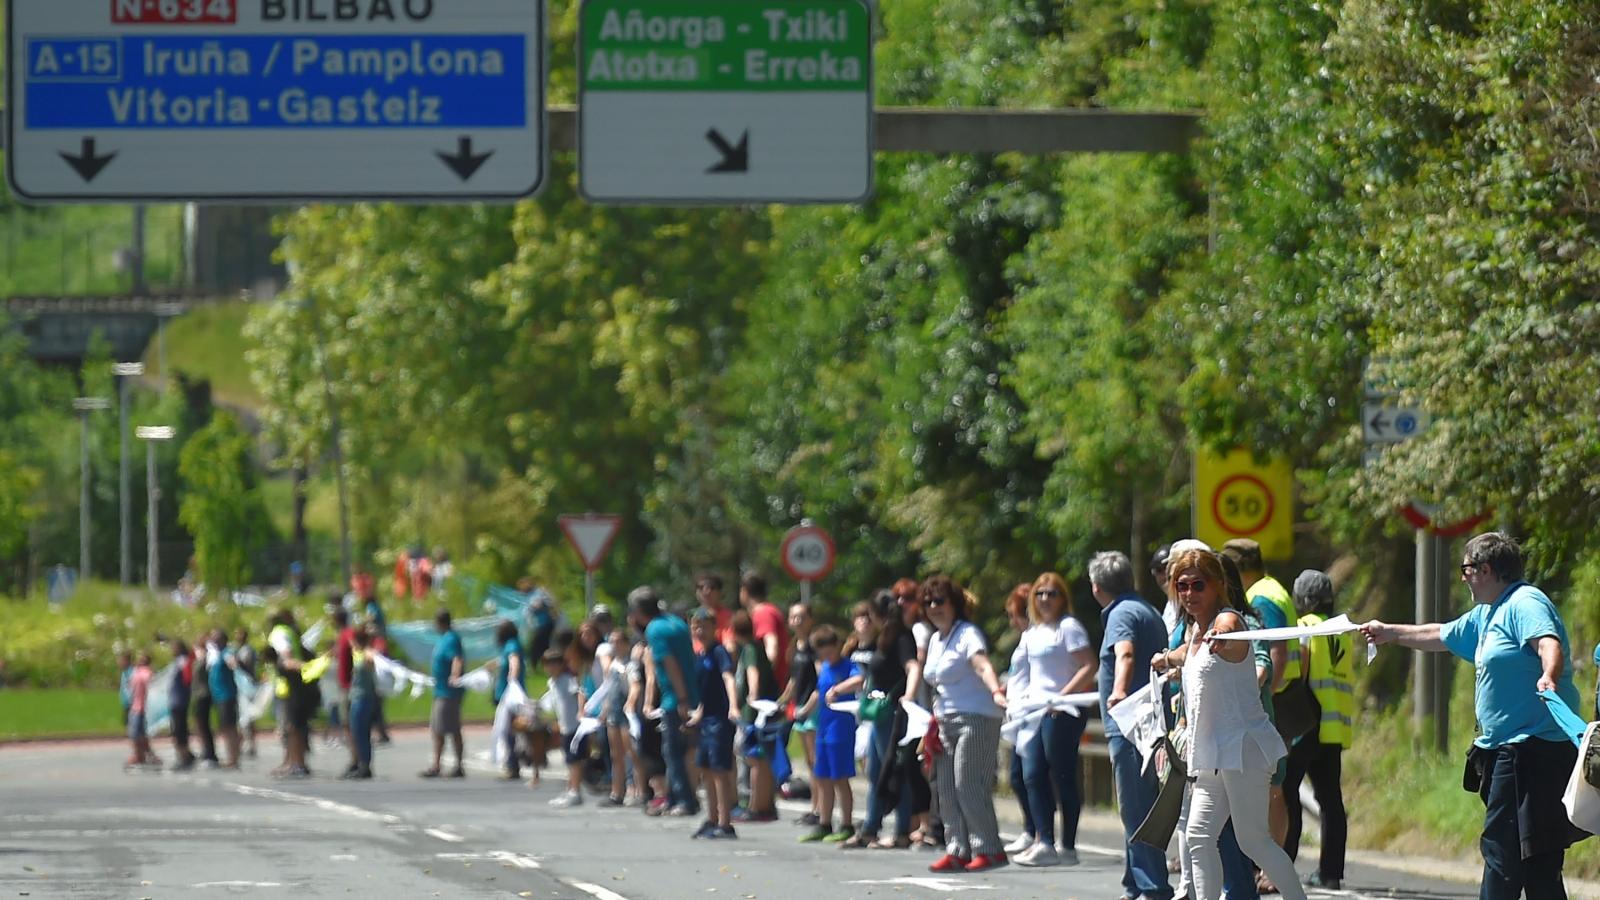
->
[1152,549,1306,900]
[920,575,1010,872]
[1009,572,1095,867]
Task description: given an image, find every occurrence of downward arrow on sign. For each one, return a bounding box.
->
[437,136,494,181]
[60,138,117,182]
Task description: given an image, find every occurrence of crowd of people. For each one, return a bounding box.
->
[116,530,1592,899]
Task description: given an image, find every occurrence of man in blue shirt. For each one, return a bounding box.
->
[422,609,466,778]
[1091,550,1173,900]
[1363,531,1584,900]
[628,585,700,815]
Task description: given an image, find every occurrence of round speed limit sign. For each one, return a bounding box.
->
[1211,474,1275,537]
[780,525,836,582]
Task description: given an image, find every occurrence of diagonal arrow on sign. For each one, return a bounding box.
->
[557,514,623,572]
[705,128,749,174]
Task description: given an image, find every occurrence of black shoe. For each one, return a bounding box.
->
[708,825,738,840]
[1305,873,1341,890]
[794,812,821,826]
[692,820,717,839]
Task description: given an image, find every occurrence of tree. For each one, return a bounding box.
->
[178,412,274,591]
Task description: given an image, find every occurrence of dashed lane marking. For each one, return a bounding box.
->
[424,827,465,843]
[437,851,541,869]
[848,876,997,892]
[223,783,403,825]
[568,881,631,900]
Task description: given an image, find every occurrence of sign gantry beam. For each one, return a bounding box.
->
[549,105,1199,156]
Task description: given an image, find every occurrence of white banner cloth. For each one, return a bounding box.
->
[1001,691,1101,747]
[898,701,933,747]
[489,681,530,767]
[1204,614,1377,663]
[1106,677,1165,769]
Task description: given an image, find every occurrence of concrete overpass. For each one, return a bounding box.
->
[2,293,217,364]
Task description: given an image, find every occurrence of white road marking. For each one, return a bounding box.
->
[329,854,359,861]
[569,881,631,900]
[436,851,541,869]
[424,827,465,843]
[848,876,996,891]
[224,783,402,825]
[191,882,283,888]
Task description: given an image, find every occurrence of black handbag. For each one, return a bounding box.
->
[1272,671,1320,742]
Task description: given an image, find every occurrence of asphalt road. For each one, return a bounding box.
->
[0,727,1482,900]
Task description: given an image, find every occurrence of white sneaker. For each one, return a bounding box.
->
[1057,846,1079,866]
[1016,841,1060,867]
[548,791,582,808]
[1003,833,1035,853]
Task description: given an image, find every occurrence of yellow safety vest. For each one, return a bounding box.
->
[1299,612,1355,748]
[1248,575,1302,687]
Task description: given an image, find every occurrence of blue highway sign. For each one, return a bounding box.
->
[6,0,545,202]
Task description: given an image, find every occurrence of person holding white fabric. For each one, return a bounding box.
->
[1000,585,1039,855]
[922,575,1010,873]
[1152,548,1306,900]
[1012,571,1095,867]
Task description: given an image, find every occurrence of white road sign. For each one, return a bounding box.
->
[6,0,546,202]
[558,514,623,572]
[1363,403,1430,443]
[780,523,835,582]
[578,0,873,204]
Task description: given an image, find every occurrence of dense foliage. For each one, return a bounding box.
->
[238,0,1600,637]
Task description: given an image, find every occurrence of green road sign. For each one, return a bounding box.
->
[579,0,873,204]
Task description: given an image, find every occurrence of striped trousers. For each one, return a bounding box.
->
[934,711,1003,857]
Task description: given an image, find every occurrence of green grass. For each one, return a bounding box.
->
[1345,664,1600,878]
[142,301,262,409]
[0,686,519,742]
[0,203,187,295]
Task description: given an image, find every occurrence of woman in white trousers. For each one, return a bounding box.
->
[1153,548,1306,900]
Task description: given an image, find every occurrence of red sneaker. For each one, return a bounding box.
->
[964,853,1008,872]
[928,853,969,873]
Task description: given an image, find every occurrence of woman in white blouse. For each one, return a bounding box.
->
[1152,548,1306,900]
[1011,572,1096,867]
[921,575,1010,873]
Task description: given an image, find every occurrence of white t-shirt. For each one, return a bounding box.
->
[543,672,581,733]
[913,621,934,652]
[1007,641,1030,697]
[925,621,1000,717]
[1018,617,1092,695]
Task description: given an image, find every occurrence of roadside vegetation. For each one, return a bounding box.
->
[2,0,1598,873]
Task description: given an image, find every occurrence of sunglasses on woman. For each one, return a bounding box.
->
[925,597,949,608]
[1033,588,1062,599]
[1174,578,1208,594]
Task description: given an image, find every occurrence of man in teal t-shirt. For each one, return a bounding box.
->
[1363,532,1582,898]
[629,586,700,815]
[423,609,465,778]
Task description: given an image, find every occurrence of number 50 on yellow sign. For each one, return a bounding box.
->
[1193,447,1294,561]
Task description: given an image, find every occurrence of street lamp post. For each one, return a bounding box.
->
[136,425,175,594]
[72,397,112,580]
[112,362,145,586]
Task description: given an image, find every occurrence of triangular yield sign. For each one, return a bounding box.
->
[558,514,623,572]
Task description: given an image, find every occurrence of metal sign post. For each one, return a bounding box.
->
[73,396,111,580]
[135,425,175,593]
